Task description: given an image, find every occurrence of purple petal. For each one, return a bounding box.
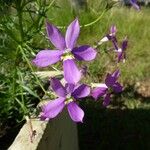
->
[41,97,65,119]
[112,37,119,50]
[91,86,107,100]
[65,18,80,49]
[105,70,121,87]
[105,73,116,87]
[65,83,75,94]
[117,51,123,62]
[46,21,66,50]
[123,51,127,61]
[112,82,123,93]
[130,0,140,11]
[32,50,63,67]
[118,39,127,62]
[72,84,90,99]
[106,34,112,40]
[67,102,84,122]
[63,59,81,84]
[81,65,88,76]
[112,69,120,80]
[122,38,128,51]
[51,78,66,97]
[103,93,111,107]
[106,33,118,50]
[110,25,117,35]
[72,45,97,61]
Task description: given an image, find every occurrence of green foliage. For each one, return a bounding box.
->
[0,0,149,137]
[0,0,55,129]
[0,0,114,129]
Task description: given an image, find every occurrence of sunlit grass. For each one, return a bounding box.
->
[47,2,150,85]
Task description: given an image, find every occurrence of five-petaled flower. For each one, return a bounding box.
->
[40,78,90,122]
[91,69,123,106]
[33,18,97,84]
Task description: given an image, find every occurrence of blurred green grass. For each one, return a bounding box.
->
[47,1,150,85]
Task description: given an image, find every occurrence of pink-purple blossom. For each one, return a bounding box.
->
[40,78,90,122]
[91,69,123,106]
[33,18,97,84]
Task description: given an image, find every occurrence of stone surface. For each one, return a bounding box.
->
[9,110,79,150]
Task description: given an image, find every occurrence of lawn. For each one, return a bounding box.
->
[47,1,150,85]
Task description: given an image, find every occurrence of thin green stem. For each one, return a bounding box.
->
[81,10,106,27]
[15,98,28,115]
[46,0,56,10]
[19,45,47,95]
[16,1,24,42]
[57,10,106,29]
[18,70,25,107]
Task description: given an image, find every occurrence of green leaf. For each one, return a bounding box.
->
[21,85,39,98]
[33,71,62,79]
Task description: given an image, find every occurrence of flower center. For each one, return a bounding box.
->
[64,48,71,54]
[61,48,74,61]
[65,94,74,104]
[117,48,122,52]
[108,86,114,94]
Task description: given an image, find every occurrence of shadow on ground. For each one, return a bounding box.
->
[78,87,150,150]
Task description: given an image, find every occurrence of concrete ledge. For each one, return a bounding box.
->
[9,110,79,150]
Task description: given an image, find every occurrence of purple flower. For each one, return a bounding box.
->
[41,78,90,122]
[107,25,117,40]
[99,25,118,49]
[130,0,140,11]
[33,18,97,84]
[91,69,123,106]
[98,25,119,51]
[117,37,128,63]
[80,65,88,76]
[114,37,128,63]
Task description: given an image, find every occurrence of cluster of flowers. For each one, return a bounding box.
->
[33,18,127,123]
[98,25,128,63]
